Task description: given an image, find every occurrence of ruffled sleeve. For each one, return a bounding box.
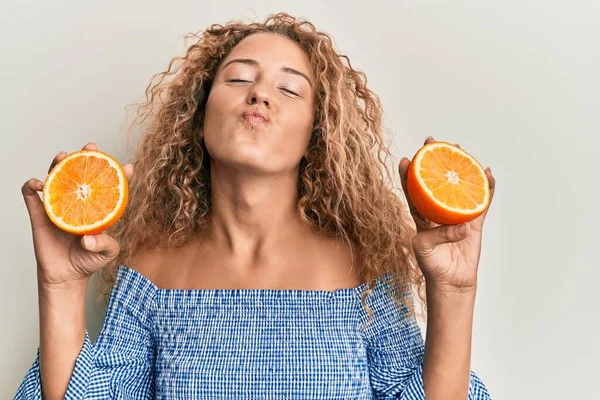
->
[14,265,157,400]
[357,274,491,399]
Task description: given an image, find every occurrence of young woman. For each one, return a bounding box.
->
[17,12,494,399]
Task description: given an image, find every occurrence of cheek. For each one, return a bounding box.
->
[203,89,234,137]
[295,105,314,139]
[204,90,225,122]
[201,93,223,155]
[279,107,314,153]
[283,100,313,129]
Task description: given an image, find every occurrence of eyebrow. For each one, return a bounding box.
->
[220,58,313,88]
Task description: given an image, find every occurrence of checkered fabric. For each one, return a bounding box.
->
[15,265,491,399]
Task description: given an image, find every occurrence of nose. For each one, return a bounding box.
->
[246,82,271,108]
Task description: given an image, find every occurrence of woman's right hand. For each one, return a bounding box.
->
[21,142,134,289]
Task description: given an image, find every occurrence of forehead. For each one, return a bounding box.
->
[220,33,312,77]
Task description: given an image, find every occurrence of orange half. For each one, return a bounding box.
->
[406,142,490,225]
[42,150,128,235]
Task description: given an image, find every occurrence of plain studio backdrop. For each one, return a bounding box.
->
[1,1,598,398]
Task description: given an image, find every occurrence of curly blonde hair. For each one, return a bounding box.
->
[98,12,427,325]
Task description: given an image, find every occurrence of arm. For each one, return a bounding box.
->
[14,266,156,400]
[422,285,478,399]
[361,275,491,399]
[37,279,89,399]
[397,137,497,398]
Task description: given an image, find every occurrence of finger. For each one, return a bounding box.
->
[398,157,409,179]
[398,158,415,211]
[398,157,412,201]
[481,167,495,219]
[398,157,434,232]
[82,142,97,151]
[81,233,120,260]
[424,136,436,145]
[48,151,68,175]
[486,167,495,193]
[398,159,421,216]
[454,143,461,148]
[123,164,134,181]
[412,223,470,256]
[21,178,52,229]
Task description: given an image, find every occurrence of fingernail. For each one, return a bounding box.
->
[458,224,467,235]
[84,236,95,249]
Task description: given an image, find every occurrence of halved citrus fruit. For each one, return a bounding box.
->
[406,141,490,225]
[42,150,128,235]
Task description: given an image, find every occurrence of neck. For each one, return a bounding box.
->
[204,162,311,265]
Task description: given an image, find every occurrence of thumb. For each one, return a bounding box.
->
[81,233,120,261]
[412,223,469,255]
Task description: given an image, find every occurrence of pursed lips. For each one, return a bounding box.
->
[243,109,270,125]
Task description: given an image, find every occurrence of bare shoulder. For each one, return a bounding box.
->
[314,234,365,289]
[127,241,201,288]
[126,246,174,286]
[126,233,364,291]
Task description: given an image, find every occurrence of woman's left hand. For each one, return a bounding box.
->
[398,136,496,293]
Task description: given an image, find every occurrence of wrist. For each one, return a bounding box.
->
[426,282,477,312]
[425,279,477,296]
[38,277,89,311]
[38,278,87,336]
[37,274,90,293]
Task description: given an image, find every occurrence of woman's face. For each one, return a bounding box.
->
[203,32,315,175]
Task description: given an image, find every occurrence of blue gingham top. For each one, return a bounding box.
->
[15,265,491,399]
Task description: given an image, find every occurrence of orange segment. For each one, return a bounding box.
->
[42,150,128,235]
[406,142,490,225]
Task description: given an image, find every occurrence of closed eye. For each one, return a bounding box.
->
[280,87,299,97]
[226,79,300,97]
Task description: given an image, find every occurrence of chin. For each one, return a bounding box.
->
[220,147,269,167]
